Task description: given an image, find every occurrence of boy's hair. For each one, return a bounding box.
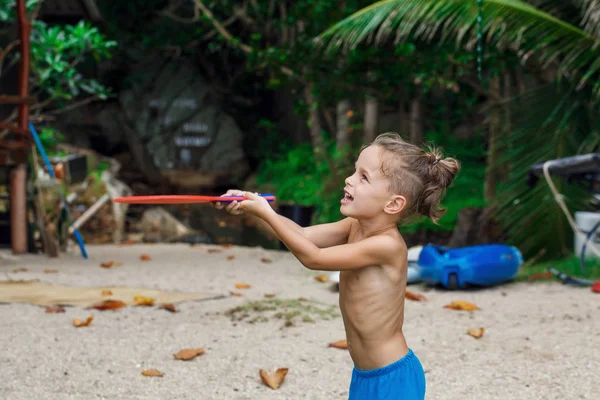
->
[361,132,461,224]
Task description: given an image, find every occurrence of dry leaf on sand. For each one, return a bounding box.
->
[328,339,348,349]
[467,327,485,338]
[141,369,164,377]
[44,269,58,274]
[45,306,65,313]
[298,297,309,302]
[227,255,235,260]
[140,254,151,261]
[264,293,276,298]
[221,244,233,249]
[101,289,113,296]
[235,283,251,289]
[100,261,115,268]
[12,267,28,273]
[87,299,127,311]
[134,295,155,306]
[230,291,243,297]
[259,368,289,389]
[158,303,177,312]
[173,348,205,361]
[314,275,329,283]
[443,301,479,311]
[405,290,427,302]
[73,316,93,327]
[261,257,273,263]
[208,249,222,254]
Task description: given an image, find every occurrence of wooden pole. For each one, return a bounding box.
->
[11,0,31,254]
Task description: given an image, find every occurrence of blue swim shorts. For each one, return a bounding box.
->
[348,349,426,400]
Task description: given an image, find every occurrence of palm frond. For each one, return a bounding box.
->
[493,82,594,260]
[316,0,600,99]
[572,0,600,39]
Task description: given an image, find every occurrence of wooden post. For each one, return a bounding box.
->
[11,0,32,254]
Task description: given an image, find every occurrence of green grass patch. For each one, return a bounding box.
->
[224,298,340,328]
[516,256,600,281]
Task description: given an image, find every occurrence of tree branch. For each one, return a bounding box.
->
[193,0,297,79]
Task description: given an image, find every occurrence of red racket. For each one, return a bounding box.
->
[113,193,276,204]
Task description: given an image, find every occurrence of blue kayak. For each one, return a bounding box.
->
[417,244,523,289]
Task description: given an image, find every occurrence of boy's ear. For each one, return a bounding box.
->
[384,195,406,215]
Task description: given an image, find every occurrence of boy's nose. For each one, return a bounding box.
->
[345,176,353,186]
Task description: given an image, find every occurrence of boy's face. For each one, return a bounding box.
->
[341,145,405,219]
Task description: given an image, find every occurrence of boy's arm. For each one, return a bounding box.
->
[263,210,399,271]
[251,214,353,248]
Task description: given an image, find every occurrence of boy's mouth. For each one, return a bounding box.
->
[341,191,354,204]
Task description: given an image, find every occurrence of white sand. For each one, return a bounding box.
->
[0,243,599,400]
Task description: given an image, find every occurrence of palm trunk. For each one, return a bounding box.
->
[409,95,423,144]
[336,99,350,152]
[484,76,501,202]
[364,96,378,142]
[303,83,325,160]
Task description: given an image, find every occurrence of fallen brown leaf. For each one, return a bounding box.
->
[12,267,28,273]
[101,289,113,296]
[87,299,127,311]
[100,261,115,268]
[134,295,155,306]
[173,348,205,361]
[261,258,273,263]
[259,368,289,390]
[45,306,66,313]
[227,255,235,260]
[264,293,276,298]
[298,297,309,301]
[405,290,427,302]
[158,303,177,312]
[528,272,553,281]
[141,369,164,377]
[467,327,485,339]
[314,274,329,283]
[328,339,348,349]
[221,244,233,249]
[44,269,58,274]
[443,301,479,311]
[235,283,251,289]
[73,316,93,327]
[208,248,221,254]
[140,254,151,261]
[230,291,243,297]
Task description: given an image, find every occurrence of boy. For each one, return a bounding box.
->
[216,132,460,399]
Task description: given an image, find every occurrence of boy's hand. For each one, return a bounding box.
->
[239,191,274,218]
[213,189,244,216]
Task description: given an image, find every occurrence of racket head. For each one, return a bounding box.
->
[113,194,275,204]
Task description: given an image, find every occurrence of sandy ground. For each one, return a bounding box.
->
[0,243,599,400]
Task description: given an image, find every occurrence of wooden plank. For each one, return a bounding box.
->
[0,121,29,135]
[0,95,36,105]
[0,139,31,150]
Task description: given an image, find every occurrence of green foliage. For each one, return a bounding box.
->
[29,20,116,101]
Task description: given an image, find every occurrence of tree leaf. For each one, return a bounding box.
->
[141,369,164,377]
[87,299,127,311]
[261,257,273,263]
[173,348,205,361]
[158,303,177,312]
[443,301,479,311]
[45,306,66,313]
[405,290,427,301]
[235,283,251,289]
[227,255,236,260]
[230,291,243,297]
[140,254,151,261]
[328,339,348,349]
[467,327,485,338]
[259,368,289,389]
[44,269,58,274]
[314,274,329,283]
[133,295,155,306]
[264,293,276,298]
[73,315,93,327]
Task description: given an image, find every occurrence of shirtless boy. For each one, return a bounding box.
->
[216,132,460,399]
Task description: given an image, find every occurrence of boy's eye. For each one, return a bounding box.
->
[362,174,368,181]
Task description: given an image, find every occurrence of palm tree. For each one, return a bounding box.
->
[316,0,600,262]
